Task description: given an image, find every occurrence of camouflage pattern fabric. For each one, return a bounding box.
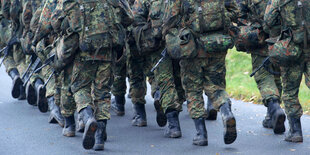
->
[237,0,282,105]
[70,53,113,120]
[111,51,127,97]
[131,0,185,111]
[251,53,282,106]
[152,51,185,113]
[264,0,310,118]
[127,52,151,105]
[179,53,231,118]
[59,62,76,117]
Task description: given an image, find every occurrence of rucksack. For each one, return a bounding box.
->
[133,0,166,55]
[279,0,310,48]
[183,0,227,34]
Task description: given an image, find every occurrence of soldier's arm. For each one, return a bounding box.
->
[132,0,149,26]
[32,0,57,45]
[162,0,181,36]
[263,0,280,33]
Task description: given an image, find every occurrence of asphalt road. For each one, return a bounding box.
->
[0,66,309,155]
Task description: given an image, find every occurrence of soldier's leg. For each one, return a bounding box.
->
[251,54,285,133]
[13,45,27,99]
[145,54,167,127]
[3,55,23,99]
[93,61,113,151]
[127,54,147,127]
[281,64,303,143]
[203,53,237,145]
[180,58,207,145]
[60,63,76,136]
[111,54,127,116]
[71,57,98,150]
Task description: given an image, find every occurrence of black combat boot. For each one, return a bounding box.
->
[153,90,167,127]
[76,113,85,133]
[63,115,76,137]
[35,79,48,113]
[205,98,217,120]
[193,118,208,146]
[25,81,37,105]
[132,104,147,127]
[80,106,98,150]
[285,117,303,143]
[111,95,125,116]
[220,101,237,144]
[262,111,273,128]
[9,68,23,99]
[18,84,26,100]
[267,98,286,134]
[93,120,107,151]
[164,110,182,138]
[48,97,64,127]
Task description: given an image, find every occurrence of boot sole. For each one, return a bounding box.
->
[285,136,303,143]
[37,86,48,113]
[206,109,217,121]
[26,83,37,106]
[262,119,273,129]
[63,130,76,137]
[154,101,167,127]
[193,140,208,146]
[273,111,286,134]
[164,131,182,138]
[223,117,237,144]
[12,77,22,98]
[83,119,98,150]
[94,144,104,151]
[111,106,125,116]
[132,121,147,127]
[18,85,26,100]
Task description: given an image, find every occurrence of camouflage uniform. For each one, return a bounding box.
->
[264,0,310,119]
[62,0,134,121]
[132,0,185,113]
[0,17,15,73]
[164,0,238,119]
[264,0,310,142]
[238,0,282,106]
[32,0,58,98]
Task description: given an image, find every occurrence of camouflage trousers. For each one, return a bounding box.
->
[3,55,17,73]
[127,52,154,105]
[152,50,185,113]
[58,62,76,117]
[13,45,28,76]
[251,54,282,106]
[111,53,127,97]
[180,52,230,119]
[70,54,113,120]
[280,50,310,118]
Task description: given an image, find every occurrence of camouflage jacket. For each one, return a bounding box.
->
[32,0,58,45]
[162,0,239,35]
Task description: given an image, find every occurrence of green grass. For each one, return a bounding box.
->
[226,48,310,114]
